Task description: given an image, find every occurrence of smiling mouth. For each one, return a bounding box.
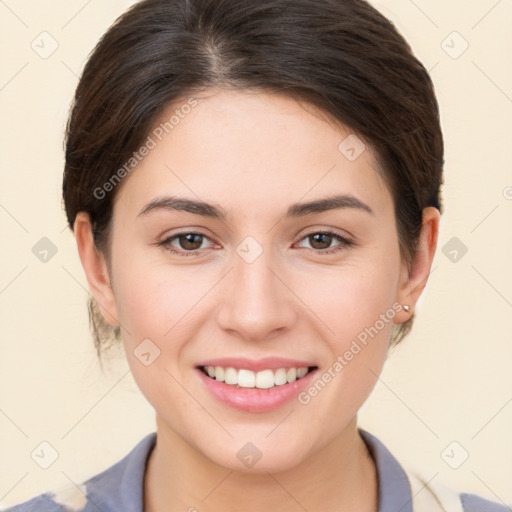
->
[199,365,318,389]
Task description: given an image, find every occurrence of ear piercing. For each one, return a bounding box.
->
[402,304,410,312]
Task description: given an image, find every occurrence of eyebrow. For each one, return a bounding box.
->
[137,193,374,220]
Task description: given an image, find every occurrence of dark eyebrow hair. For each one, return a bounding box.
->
[137,193,374,220]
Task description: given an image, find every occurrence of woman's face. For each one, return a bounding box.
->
[102,88,413,472]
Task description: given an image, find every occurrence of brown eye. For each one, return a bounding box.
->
[296,231,354,255]
[308,233,334,250]
[176,233,204,251]
[157,232,213,257]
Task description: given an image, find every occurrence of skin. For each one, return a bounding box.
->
[74,87,439,511]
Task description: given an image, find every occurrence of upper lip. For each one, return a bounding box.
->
[196,357,317,372]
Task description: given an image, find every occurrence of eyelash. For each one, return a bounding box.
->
[156,231,355,257]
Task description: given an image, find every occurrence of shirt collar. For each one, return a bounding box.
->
[359,428,413,512]
[85,429,413,512]
[85,432,157,512]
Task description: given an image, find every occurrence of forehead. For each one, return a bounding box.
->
[113,88,392,220]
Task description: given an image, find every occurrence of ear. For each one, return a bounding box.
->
[394,206,440,323]
[73,211,120,327]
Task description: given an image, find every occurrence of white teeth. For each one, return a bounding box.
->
[237,369,256,388]
[297,367,308,378]
[214,366,225,382]
[203,365,311,389]
[224,367,238,385]
[274,368,288,385]
[255,369,275,389]
[286,367,297,383]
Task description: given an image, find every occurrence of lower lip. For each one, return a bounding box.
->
[196,367,318,413]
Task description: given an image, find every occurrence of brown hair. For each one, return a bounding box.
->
[62,0,444,359]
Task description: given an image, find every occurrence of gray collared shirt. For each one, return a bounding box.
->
[3,430,509,511]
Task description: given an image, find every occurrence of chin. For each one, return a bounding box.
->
[211,445,309,475]
[190,428,314,474]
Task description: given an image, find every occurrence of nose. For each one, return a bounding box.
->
[216,246,297,343]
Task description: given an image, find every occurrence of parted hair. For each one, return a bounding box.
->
[62,0,444,359]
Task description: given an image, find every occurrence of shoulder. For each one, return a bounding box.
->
[1,493,68,512]
[1,481,89,512]
[407,464,510,512]
[1,432,157,512]
[359,429,510,512]
[460,492,511,512]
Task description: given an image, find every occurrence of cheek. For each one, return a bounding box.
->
[292,279,395,444]
[292,244,400,396]
[293,252,400,348]
[111,249,205,344]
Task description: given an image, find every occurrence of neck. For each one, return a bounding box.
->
[144,416,378,512]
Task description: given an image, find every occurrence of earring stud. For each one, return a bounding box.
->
[402,304,410,312]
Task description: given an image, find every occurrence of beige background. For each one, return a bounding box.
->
[1,0,511,508]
